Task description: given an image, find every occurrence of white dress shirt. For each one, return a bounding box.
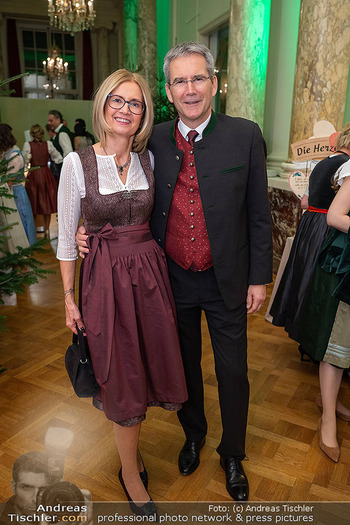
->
[177,114,211,142]
[55,123,73,158]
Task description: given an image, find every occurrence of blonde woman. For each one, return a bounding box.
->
[298,159,350,462]
[23,124,62,237]
[57,70,187,516]
[270,124,350,346]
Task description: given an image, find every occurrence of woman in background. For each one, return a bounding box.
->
[0,123,36,245]
[298,159,350,462]
[270,124,350,346]
[23,124,62,238]
[73,119,95,151]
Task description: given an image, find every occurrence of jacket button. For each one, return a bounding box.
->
[190,225,195,229]
[189,162,194,167]
[191,237,195,242]
[190,175,194,180]
[190,200,194,204]
[190,212,194,216]
[189,188,194,192]
[167,183,172,188]
[190,150,194,155]
[175,155,180,161]
[162,212,166,216]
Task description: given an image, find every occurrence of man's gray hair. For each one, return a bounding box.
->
[48,109,63,122]
[163,41,215,84]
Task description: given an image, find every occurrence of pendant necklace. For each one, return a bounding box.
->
[103,147,131,174]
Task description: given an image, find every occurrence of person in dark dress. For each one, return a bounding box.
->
[297,162,350,462]
[270,124,350,346]
[23,124,62,237]
[57,70,187,517]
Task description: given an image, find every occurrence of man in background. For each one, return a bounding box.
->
[48,110,74,177]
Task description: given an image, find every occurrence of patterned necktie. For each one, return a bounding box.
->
[187,130,199,146]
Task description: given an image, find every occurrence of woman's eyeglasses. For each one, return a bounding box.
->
[107,94,145,115]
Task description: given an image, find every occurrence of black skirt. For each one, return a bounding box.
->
[270,210,329,341]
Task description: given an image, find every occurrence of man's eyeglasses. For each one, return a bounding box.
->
[107,94,145,115]
[168,75,212,89]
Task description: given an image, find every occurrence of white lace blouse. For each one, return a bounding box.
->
[57,150,154,261]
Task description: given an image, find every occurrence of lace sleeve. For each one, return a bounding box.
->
[56,152,85,260]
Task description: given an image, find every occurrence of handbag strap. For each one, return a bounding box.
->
[72,324,89,363]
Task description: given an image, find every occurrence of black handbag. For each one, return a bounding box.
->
[65,326,100,398]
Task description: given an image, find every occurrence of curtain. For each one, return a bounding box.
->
[7,19,23,97]
[82,31,93,100]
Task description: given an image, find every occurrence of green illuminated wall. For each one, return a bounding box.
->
[263,0,301,164]
[123,0,137,70]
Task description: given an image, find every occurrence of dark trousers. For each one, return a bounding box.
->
[167,258,249,458]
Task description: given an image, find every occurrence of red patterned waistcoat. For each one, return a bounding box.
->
[165,125,213,271]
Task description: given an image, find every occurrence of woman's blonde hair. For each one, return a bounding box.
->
[92,69,154,153]
[336,122,350,151]
[30,124,44,142]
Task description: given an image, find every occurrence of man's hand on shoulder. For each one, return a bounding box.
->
[246,284,266,314]
[76,225,89,258]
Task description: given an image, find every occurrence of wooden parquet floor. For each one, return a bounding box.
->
[1,218,350,503]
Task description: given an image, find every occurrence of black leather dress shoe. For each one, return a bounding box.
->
[178,438,206,475]
[220,456,249,501]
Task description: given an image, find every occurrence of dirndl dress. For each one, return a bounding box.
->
[78,146,188,425]
[25,141,58,215]
[297,227,350,368]
[270,153,350,341]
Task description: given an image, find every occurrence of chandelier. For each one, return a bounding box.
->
[43,46,68,80]
[48,0,96,35]
[43,45,68,98]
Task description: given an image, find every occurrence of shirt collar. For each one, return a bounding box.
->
[177,114,212,143]
[55,123,63,133]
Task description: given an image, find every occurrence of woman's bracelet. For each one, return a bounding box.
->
[64,288,75,297]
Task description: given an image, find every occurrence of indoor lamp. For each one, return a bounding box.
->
[48,0,96,35]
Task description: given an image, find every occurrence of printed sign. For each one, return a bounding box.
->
[291,137,335,161]
[289,170,309,199]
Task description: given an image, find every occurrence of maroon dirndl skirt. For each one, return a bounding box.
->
[80,222,187,425]
[25,166,58,215]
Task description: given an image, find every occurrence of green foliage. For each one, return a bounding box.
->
[153,73,176,126]
[0,73,29,96]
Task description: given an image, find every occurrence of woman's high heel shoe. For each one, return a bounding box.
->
[138,452,148,489]
[317,418,340,463]
[118,468,158,519]
[315,393,350,422]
